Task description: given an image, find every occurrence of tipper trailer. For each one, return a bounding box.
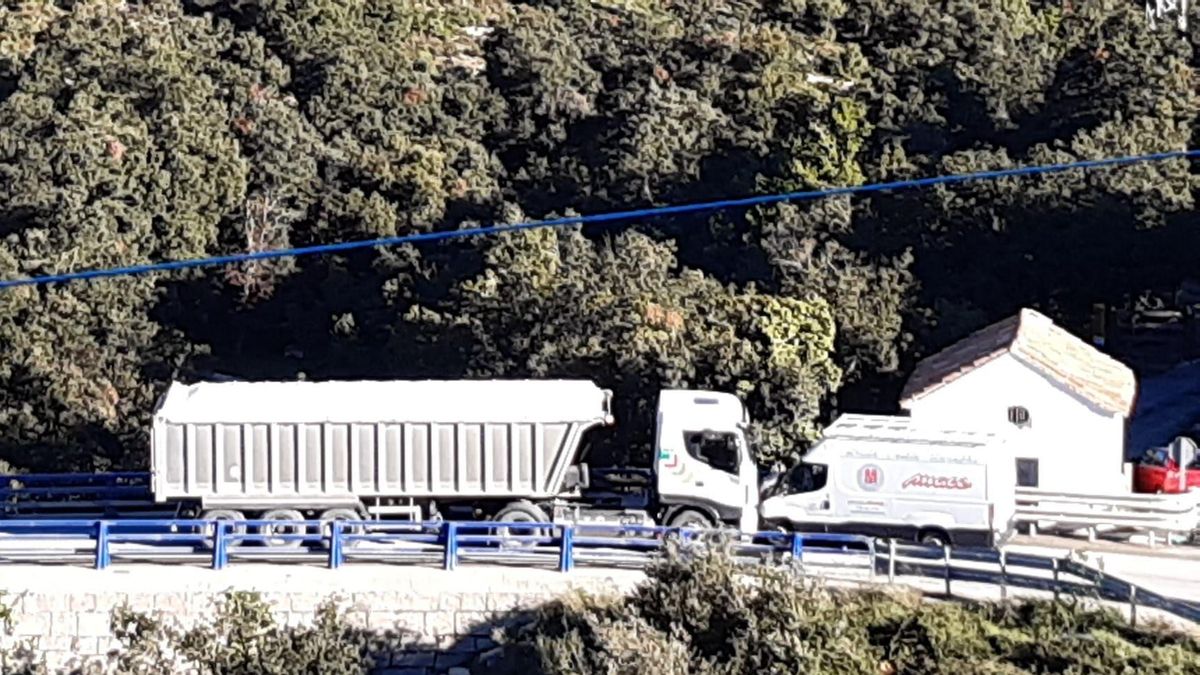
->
[148,379,762,540]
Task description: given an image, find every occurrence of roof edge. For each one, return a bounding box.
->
[898,348,1010,407]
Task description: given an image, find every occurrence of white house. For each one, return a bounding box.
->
[899,308,1137,495]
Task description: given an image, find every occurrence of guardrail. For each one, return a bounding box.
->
[877,540,1200,626]
[0,518,874,575]
[1,518,1197,627]
[0,472,171,520]
[1014,487,1200,544]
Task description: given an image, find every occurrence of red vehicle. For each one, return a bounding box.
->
[1133,447,1200,494]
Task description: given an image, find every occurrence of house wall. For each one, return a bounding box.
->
[902,354,1131,495]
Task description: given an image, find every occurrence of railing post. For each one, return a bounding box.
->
[1052,558,1060,602]
[999,549,1007,600]
[558,526,574,573]
[94,521,111,571]
[943,545,951,596]
[443,522,459,571]
[790,533,804,563]
[1129,585,1138,626]
[328,520,344,570]
[867,540,876,579]
[888,539,896,583]
[211,521,228,570]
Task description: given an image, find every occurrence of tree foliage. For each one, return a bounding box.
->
[0,0,1197,469]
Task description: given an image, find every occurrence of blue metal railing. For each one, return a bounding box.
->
[0,472,161,519]
[0,472,152,487]
[1,517,1197,626]
[0,518,873,574]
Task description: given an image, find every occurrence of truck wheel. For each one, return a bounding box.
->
[919,529,951,548]
[317,508,365,550]
[667,509,716,530]
[257,509,305,548]
[197,509,246,551]
[493,501,549,548]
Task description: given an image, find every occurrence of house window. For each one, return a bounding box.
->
[1016,458,1039,488]
[1007,406,1031,428]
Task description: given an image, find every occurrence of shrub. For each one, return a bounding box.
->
[2,554,1198,674]
[495,547,1200,675]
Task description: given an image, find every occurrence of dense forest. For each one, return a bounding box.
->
[1,0,1198,472]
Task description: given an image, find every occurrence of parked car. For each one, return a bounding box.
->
[1133,446,1200,494]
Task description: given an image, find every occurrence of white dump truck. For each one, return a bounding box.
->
[150,379,761,539]
[759,414,1018,547]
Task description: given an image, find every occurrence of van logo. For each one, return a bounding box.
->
[902,474,973,490]
[857,464,883,491]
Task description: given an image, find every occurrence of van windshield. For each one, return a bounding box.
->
[786,462,828,494]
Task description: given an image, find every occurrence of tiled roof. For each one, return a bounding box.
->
[899,308,1137,416]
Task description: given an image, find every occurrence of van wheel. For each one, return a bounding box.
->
[919,529,951,548]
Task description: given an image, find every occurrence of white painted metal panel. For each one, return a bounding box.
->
[150,379,610,503]
[766,413,1017,536]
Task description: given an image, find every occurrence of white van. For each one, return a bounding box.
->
[760,414,1017,547]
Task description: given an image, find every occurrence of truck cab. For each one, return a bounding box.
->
[652,390,760,532]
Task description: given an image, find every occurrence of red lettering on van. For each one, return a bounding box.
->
[901,474,972,490]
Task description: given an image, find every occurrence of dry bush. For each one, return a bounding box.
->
[493,547,1200,675]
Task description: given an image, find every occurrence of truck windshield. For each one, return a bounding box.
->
[786,462,828,494]
[683,431,739,473]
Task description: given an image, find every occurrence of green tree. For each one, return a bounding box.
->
[0,0,1197,471]
[0,0,283,467]
[407,225,840,465]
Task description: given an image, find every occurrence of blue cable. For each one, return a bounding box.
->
[1,148,1196,290]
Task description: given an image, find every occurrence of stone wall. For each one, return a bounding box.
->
[0,563,644,674]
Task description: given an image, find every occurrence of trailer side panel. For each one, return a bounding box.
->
[150,380,609,505]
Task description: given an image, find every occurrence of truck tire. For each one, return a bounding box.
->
[317,508,365,549]
[666,508,716,530]
[197,509,246,551]
[257,509,305,548]
[493,501,549,548]
[918,528,951,548]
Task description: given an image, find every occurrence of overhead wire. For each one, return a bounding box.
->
[1,148,1197,290]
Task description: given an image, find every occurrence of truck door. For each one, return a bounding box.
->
[656,427,745,518]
